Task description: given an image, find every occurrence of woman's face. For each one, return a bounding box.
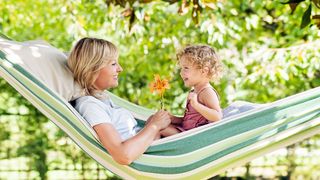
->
[94,59,123,90]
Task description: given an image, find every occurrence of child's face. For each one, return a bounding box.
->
[179,57,207,88]
[93,59,123,90]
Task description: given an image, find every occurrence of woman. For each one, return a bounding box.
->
[67,37,171,165]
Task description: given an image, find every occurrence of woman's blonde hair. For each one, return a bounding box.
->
[67,37,118,96]
[177,45,223,81]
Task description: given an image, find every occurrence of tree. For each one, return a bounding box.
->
[1,0,320,179]
[105,0,320,29]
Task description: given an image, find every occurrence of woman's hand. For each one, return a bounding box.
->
[146,110,171,130]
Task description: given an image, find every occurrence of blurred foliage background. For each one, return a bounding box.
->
[0,0,320,179]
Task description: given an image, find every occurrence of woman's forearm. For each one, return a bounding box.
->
[95,111,170,165]
[120,124,160,164]
[94,123,160,165]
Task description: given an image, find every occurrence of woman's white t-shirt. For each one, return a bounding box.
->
[75,96,140,141]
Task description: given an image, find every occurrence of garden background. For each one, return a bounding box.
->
[0,0,320,179]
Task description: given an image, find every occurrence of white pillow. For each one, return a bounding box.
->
[0,38,84,101]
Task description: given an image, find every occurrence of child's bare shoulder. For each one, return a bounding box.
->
[198,87,219,101]
[200,87,218,95]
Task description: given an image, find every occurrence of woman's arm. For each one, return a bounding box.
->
[94,110,170,165]
[189,89,222,122]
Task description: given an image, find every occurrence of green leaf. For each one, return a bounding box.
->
[281,0,305,4]
[300,4,312,29]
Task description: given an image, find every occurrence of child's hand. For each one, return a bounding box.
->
[168,112,183,125]
[188,92,199,108]
[168,113,175,122]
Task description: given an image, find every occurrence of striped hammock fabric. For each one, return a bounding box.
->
[1,40,320,180]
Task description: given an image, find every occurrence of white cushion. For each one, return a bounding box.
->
[0,38,84,101]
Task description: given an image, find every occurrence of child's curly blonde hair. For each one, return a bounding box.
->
[177,45,223,81]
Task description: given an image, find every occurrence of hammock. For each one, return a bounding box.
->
[1,38,320,180]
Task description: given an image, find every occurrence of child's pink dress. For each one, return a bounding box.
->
[176,87,218,131]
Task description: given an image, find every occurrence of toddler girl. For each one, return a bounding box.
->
[161,45,223,137]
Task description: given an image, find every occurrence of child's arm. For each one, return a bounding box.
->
[170,114,183,125]
[189,89,222,122]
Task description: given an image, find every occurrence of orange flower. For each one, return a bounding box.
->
[150,74,170,109]
[150,74,170,96]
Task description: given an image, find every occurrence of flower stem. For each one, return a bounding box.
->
[161,94,164,109]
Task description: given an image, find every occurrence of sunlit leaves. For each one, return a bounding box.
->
[281,0,305,12]
[1,0,319,125]
[201,0,218,9]
[282,0,320,29]
[106,0,320,30]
